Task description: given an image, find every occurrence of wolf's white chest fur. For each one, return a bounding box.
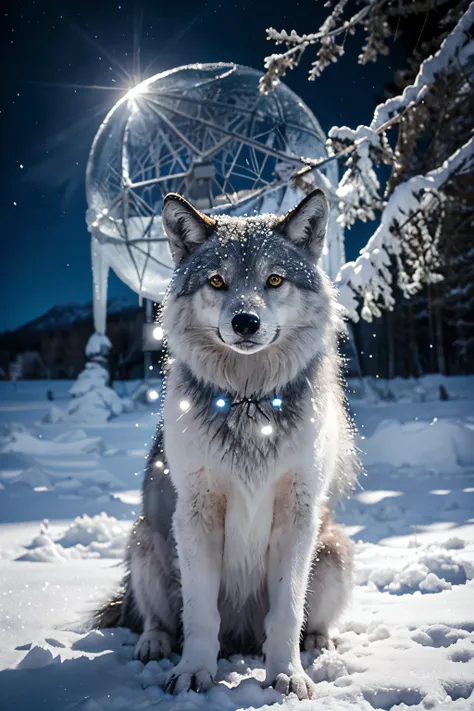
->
[221,479,276,599]
[221,466,306,601]
[164,379,326,602]
[167,416,293,597]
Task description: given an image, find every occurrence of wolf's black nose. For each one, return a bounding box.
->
[232,312,260,336]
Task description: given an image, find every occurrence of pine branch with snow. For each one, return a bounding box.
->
[328,125,393,228]
[337,137,474,322]
[260,0,459,92]
[371,2,474,129]
[263,0,474,327]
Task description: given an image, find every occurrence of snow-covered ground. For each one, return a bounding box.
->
[0,377,473,711]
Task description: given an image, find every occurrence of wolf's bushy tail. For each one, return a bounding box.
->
[93,590,126,628]
[91,575,142,633]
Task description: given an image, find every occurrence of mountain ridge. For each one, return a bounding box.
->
[2,297,140,337]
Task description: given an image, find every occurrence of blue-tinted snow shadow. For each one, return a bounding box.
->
[0,487,135,523]
[0,641,282,711]
[336,464,474,545]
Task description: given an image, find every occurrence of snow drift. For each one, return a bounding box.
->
[361,417,474,471]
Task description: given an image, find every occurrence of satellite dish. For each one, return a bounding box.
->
[86,62,343,335]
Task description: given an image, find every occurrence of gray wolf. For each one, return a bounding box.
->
[94,189,357,700]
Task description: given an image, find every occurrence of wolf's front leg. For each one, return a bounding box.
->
[165,494,224,695]
[264,487,320,700]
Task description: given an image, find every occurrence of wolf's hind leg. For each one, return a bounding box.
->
[130,517,176,663]
[303,512,353,652]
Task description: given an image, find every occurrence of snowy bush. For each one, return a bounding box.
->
[68,362,124,423]
[66,334,131,423]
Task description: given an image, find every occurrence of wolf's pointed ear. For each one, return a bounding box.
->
[162,193,216,265]
[277,189,329,263]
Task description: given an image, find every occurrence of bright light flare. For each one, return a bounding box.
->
[153,326,163,341]
[126,81,149,101]
[147,389,159,402]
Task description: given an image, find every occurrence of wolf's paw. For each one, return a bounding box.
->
[264,662,315,700]
[303,632,334,652]
[266,671,315,700]
[134,629,171,663]
[164,667,214,694]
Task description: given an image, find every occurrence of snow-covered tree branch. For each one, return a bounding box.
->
[263,1,474,327]
[260,0,463,92]
[371,2,474,128]
[337,136,474,321]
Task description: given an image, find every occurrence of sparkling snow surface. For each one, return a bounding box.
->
[0,378,474,711]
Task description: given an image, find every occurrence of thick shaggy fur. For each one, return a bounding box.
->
[94,191,358,700]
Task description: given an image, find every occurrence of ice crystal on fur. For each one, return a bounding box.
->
[215,214,278,243]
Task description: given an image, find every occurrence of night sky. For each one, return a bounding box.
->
[1,0,407,333]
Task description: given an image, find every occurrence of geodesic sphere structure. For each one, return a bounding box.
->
[86,62,342,334]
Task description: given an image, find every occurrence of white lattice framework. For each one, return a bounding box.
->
[86,62,343,334]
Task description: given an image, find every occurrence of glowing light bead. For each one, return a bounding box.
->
[152,326,163,341]
[261,424,273,436]
[155,460,164,468]
[216,398,226,408]
[179,400,191,412]
[147,389,159,402]
[272,397,282,408]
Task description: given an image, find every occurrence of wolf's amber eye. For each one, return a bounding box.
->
[209,274,225,289]
[267,274,284,288]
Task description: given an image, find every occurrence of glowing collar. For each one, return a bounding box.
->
[213,393,283,420]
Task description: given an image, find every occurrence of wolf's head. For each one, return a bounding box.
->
[161,190,341,394]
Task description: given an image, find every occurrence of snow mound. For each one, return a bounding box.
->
[1,426,105,456]
[0,423,124,497]
[356,540,474,594]
[0,422,30,438]
[411,624,470,648]
[18,514,131,561]
[308,650,349,683]
[349,375,474,403]
[362,418,474,471]
[42,405,66,424]
[17,644,59,669]
[0,455,51,489]
[66,362,131,423]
